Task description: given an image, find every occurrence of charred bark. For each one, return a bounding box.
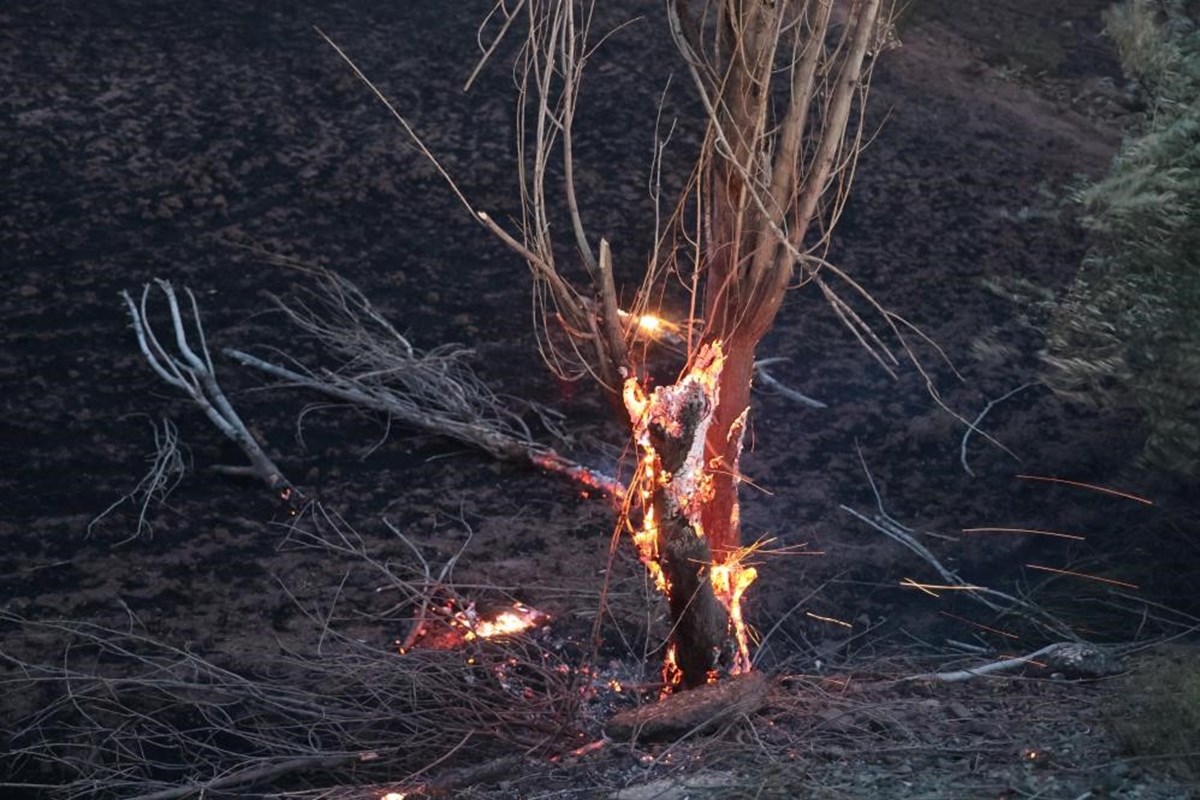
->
[641,361,736,688]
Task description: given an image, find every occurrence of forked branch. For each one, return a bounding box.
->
[121,280,295,495]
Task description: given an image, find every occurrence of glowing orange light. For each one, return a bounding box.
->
[380,793,406,800]
[456,602,546,641]
[963,526,1085,541]
[622,342,758,685]
[710,554,758,675]
[617,308,682,341]
[1016,474,1153,505]
[1025,563,1140,590]
[637,314,665,333]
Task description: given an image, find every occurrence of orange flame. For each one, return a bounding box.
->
[457,602,546,641]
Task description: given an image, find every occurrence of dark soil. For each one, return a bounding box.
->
[3,1,1198,798]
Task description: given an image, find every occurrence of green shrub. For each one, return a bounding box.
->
[1106,646,1200,780]
[1044,0,1200,477]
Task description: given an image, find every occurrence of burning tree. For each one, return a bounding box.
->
[328,0,892,689]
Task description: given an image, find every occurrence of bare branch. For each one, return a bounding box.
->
[88,416,189,542]
[122,281,294,494]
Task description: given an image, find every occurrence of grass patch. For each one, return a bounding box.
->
[1107,645,1200,779]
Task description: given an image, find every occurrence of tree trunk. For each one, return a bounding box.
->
[698,333,756,560]
[626,344,756,688]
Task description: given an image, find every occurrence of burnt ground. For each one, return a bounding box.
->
[2,1,1199,798]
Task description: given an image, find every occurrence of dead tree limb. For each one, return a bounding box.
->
[960,382,1035,476]
[906,641,1116,683]
[754,358,827,410]
[87,416,189,542]
[121,280,295,494]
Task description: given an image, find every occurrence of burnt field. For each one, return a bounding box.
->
[2,1,1198,797]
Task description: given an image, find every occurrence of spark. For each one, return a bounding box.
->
[1025,563,1140,590]
[962,526,1085,541]
[381,793,406,800]
[900,578,984,597]
[939,611,1019,640]
[1016,474,1153,505]
[806,611,852,628]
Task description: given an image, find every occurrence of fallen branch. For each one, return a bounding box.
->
[906,641,1116,683]
[225,268,624,499]
[754,358,827,410]
[121,280,294,494]
[129,752,375,800]
[604,670,768,742]
[226,349,623,499]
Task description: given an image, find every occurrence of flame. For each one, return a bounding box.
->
[710,551,758,675]
[455,602,546,641]
[616,308,684,343]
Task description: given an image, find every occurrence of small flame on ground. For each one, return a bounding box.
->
[458,602,546,641]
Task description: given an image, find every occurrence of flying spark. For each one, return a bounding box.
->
[900,578,984,598]
[939,611,1020,640]
[1016,474,1153,505]
[962,526,1085,541]
[1025,563,1140,590]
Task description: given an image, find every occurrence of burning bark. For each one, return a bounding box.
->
[625,343,757,689]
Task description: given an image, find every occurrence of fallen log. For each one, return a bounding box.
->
[604,670,769,742]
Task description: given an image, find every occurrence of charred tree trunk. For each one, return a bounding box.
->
[644,372,732,687]
[626,345,755,688]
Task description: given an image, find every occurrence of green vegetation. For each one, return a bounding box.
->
[1044,0,1200,477]
[1107,646,1200,779]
